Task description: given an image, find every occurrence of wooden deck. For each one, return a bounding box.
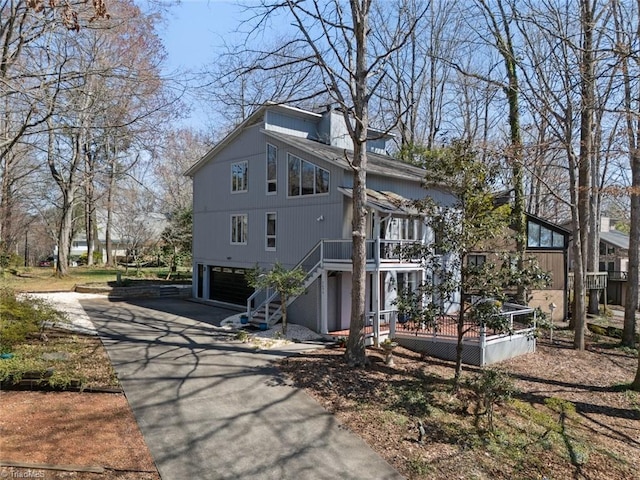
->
[329,315,533,341]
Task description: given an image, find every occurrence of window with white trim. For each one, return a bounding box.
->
[231,214,247,244]
[266,212,276,250]
[287,154,329,197]
[231,161,248,192]
[266,144,277,194]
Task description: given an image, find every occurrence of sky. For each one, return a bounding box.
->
[157,1,246,128]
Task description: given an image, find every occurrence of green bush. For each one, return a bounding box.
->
[467,368,517,432]
[0,289,66,353]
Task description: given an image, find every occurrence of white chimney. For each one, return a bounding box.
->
[600,216,610,232]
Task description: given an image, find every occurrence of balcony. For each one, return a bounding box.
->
[568,272,610,290]
[320,239,423,266]
[607,271,628,282]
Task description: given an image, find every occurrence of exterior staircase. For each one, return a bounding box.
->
[246,243,324,328]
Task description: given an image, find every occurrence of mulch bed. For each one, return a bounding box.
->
[278,330,640,479]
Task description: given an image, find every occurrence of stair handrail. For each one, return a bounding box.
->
[246,241,324,323]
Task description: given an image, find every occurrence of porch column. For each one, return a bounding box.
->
[373,270,380,346]
[320,270,328,334]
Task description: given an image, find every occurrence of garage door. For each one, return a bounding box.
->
[209,266,254,305]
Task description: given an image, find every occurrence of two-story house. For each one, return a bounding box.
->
[186,103,457,338]
[599,217,630,305]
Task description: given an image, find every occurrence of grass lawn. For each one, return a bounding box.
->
[2,265,191,292]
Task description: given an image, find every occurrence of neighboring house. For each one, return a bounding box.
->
[599,217,630,305]
[186,103,458,336]
[70,210,168,262]
[470,212,571,321]
[524,214,571,320]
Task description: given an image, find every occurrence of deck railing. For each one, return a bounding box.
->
[321,239,422,264]
[608,271,628,282]
[568,272,609,290]
[247,238,424,325]
[390,302,537,341]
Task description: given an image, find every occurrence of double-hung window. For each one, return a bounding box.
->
[231,214,247,244]
[231,161,248,192]
[266,212,276,250]
[267,144,277,194]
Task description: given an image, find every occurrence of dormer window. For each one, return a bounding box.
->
[287,154,329,197]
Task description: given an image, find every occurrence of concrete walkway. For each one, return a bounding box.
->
[81,297,403,480]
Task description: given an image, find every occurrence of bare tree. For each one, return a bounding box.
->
[152,128,211,213]
[220,0,425,366]
[612,0,639,350]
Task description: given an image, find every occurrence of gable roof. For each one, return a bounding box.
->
[338,187,422,215]
[185,102,320,177]
[185,102,426,182]
[263,129,427,183]
[600,230,629,250]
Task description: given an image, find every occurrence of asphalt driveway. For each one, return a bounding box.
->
[81,297,403,480]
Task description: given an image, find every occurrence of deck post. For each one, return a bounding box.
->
[390,311,396,338]
[320,270,328,334]
[265,287,270,325]
[479,324,486,366]
[373,271,381,346]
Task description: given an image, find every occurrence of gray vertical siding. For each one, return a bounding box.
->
[193,125,348,270]
[366,173,457,206]
[265,110,319,140]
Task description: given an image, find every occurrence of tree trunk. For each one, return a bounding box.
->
[105,149,115,267]
[615,0,640,347]
[454,307,465,388]
[633,348,640,391]
[56,191,73,277]
[623,150,639,347]
[345,140,369,367]
[572,234,586,350]
[344,0,370,368]
[478,0,526,303]
[83,129,95,266]
[571,0,595,349]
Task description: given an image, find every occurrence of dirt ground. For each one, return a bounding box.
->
[0,391,159,480]
[278,330,640,480]
[0,323,637,479]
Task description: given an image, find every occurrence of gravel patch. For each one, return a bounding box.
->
[220,312,325,349]
[27,292,104,335]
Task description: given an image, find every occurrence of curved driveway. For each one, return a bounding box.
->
[81,297,403,480]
